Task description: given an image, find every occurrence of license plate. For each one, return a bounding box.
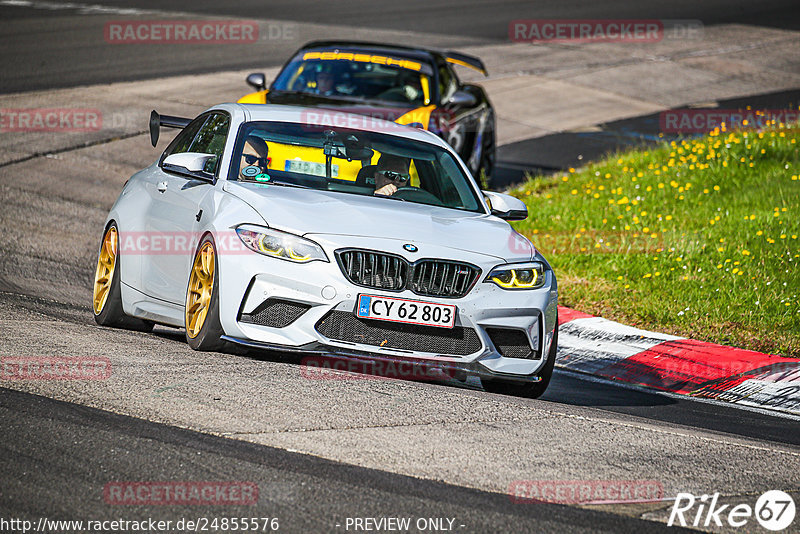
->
[285,159,338,177]
[355,294,456,329]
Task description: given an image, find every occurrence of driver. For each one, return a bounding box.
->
[314,67,337,96]
[239,135,270,180]
[373,154,411,196]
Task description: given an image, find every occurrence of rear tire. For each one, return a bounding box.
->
[185,235,225,351]
[481,321,558,399]
[92,223,154,332]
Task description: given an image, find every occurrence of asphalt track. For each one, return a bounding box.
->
[2,0,800,93]
[1,2,800,533]
[0,387,691,534]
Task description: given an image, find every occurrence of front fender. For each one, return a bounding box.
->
[237,90,269,104]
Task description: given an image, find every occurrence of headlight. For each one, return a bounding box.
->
[485,262,546,290]
[236,224,328,263]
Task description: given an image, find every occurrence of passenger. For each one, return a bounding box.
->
[239,135,270,180]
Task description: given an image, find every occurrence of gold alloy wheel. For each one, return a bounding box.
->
[92,226,118,314]
[185,241,215,338]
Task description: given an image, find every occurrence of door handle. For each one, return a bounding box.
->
[157,181,168,193]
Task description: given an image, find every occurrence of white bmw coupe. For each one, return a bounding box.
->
[93,104,558,397]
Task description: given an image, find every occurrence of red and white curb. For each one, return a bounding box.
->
[556,307,800,417]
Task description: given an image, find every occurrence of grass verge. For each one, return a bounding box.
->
[509,121,800,357]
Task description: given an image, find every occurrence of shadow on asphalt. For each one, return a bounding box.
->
[137,326,800,445]
[493,88,800,190]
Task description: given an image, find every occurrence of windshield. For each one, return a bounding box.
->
[229,121,484,213]
[271,53,432,106]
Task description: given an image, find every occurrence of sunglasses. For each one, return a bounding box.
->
[377,170,410,184]
[243,154,271,167]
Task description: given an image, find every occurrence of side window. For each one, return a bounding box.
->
[160,113,230,174]
[161,117,205,161]
[438,64,458,105]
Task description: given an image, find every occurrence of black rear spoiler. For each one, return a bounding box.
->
[445,51,487,76]
[149,110,191,147]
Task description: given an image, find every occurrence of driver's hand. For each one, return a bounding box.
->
[375,183,398,196]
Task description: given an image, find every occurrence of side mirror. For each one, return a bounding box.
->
[162,152,217,182]
[483,191,528,221]
[447,90,477,107]
[246,72,267,91]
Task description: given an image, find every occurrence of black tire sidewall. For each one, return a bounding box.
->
[94,222,154,332]
[94,222,125,326]
[481,317,558,399]
[479,120,496,186]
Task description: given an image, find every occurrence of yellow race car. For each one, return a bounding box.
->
[238,40,496,185]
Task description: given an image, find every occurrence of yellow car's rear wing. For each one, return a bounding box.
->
[444,51,488,76]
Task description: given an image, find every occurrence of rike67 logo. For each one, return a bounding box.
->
[668,490,795,531]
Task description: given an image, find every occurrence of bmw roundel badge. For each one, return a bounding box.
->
[403,244,418,253]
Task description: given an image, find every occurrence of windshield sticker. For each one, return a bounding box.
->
[302,51,423,72]
[255,173,271,182]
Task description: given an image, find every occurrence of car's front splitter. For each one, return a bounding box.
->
[219,335,544,384]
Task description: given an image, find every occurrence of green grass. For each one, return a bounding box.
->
[509,121,800,357]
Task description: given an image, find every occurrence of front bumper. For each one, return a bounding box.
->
[217,236,558,381]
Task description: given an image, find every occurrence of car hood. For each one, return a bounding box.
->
[266,91,414,121]
[223,181,533,263]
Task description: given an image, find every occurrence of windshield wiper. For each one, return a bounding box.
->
[246,179,310,189]
[374,193,406,202]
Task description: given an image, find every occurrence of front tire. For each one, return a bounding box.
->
[185,235,225,351]
[92,223,153,332]
[481,322,558,399]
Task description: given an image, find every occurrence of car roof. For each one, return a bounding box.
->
[206,103,452,149]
